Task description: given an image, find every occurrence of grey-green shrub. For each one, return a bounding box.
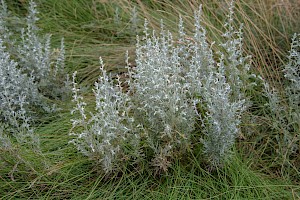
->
[132,19,197,172]
[284,33,300,125]
[263,33,300,158]
[17,1,68,100]
[199,2,249,166]
[70,1,250,173]
[70,58,139,173]
[220,1,252,102]
[200,54,246,167]
[0,0,68,150]
[134,2,250,168]
[0,37,39,150]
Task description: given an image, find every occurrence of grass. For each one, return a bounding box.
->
[2,117,299,199]
[1,0,300,199]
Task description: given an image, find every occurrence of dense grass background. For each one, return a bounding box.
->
[1,0,300,199]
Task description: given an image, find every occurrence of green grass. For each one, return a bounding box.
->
[2,115,299,199]
[1,0,300,199]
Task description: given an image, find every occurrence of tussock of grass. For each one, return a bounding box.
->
[1,141,298,199]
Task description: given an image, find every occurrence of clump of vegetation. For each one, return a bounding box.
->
[70,2,251,173]
[70,58,140,174]
[262,33,300,174]
[0,0,69,166]
[1,0,300,199]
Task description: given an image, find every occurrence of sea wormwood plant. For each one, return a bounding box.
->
[0,37,39,150]
[0,0,68,150]
[263,33,300,163]
[70,58,139,174]
[220,1,252,103]
[132,19,197,173]
[70,1,250,173]
[131,2,248,168]
[200,54,246,167]
[1,0,68,101]
[16,1,68,101]
[284,33,300,131]
[199,1,249,167]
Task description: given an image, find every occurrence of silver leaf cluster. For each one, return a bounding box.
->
[263,33,300,155]
[70,58,139,173]
[0,0,67,150]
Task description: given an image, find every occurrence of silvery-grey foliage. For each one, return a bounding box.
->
[0,38,39,150]
[0,122,12,149]
[132,19,197,172]
[201,54,245,166]
[0,0,67,150]
[284,33,300,116]
[220,1,252,102]
[130,6,139,35]
[177,6,215,95]
[18,0,51,82]
[132,2,248,168]
[199,2,248,166]
[263,33,300,155]
[70,58,138,173]
[70,1,250,172]
[16,1,68,100]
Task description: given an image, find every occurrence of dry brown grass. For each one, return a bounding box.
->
[91,0,299,83]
